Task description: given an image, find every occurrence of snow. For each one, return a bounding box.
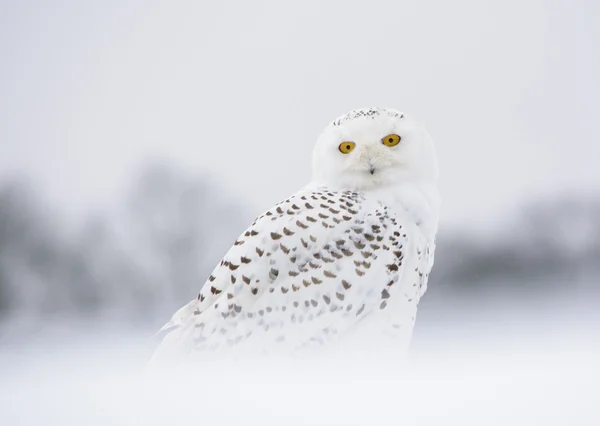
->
[1,317,597,426]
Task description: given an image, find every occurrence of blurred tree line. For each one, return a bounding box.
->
[0,164,598,330]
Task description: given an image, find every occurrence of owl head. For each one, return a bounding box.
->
[312,107,438,192]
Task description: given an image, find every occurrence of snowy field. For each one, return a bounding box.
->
[1,312,598,426]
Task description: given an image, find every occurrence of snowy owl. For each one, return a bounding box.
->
[152,107,440,361]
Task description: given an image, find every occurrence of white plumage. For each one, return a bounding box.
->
[152,107,440,361]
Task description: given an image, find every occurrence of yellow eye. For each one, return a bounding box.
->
[382,134,401,147]
[338,141,356,154]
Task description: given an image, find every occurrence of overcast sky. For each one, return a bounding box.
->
[1,0,598,230]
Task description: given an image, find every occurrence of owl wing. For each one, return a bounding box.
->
[151,186,433,360]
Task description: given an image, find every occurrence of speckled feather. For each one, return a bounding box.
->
[154,186,433,358]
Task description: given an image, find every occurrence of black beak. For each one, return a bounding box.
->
[369,168,375,175]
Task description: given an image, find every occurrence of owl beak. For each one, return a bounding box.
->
[367,159,376,175]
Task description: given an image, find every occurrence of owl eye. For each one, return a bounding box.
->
[338,142,356,154]
[382,134,401,147]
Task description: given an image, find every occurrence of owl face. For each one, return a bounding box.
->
[312,108,438,191]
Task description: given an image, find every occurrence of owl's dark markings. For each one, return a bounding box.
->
[296,220,308,229]
[323,270,336,278]
[353,241,366,250]
[356,304,365,316]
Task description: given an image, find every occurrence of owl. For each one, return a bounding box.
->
[151,107,440,361]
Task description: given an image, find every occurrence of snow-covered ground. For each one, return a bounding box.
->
[1,312,597,426]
